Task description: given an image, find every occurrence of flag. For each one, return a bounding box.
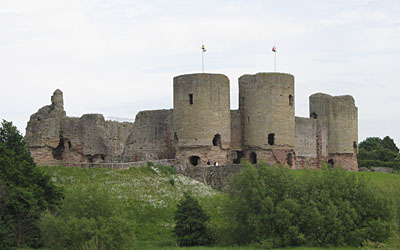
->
[272,46,276,52]
[201,44,207,52]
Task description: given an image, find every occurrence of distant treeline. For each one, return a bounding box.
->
[358,136,400,170]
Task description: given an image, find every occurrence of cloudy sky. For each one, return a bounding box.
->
[1,0,399,145]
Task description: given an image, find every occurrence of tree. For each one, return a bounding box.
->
[382,136,399,153]
[0,120,63,248]
[173,192,212,246]
[358,136,400,169]
[40,185,134,250]
[223,160,395,248]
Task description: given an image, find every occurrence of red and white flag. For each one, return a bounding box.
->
[272,46,277,52]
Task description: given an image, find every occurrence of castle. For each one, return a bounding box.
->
[25,72,358,170]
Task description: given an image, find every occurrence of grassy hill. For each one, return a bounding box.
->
[38,164,400,250]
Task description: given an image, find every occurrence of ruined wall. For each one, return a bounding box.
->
[230,110,242,150]
[26,72,359,172]
[26,90,134,166]
[174,162,245,189]
[294,117,328,169]
[309,93,358,154]
[122,109,174,162]
[309,93,358,170]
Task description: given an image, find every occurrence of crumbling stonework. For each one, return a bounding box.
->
[25,90,134,166]
[25,72,358,171]
[122,110,174,162]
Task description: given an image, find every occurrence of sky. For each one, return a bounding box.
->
[1,0,399,145]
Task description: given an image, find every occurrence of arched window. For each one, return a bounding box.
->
[189,156,200,166]
[268,133,275,145]
[189,93,193,104]
[287,153,293,167]
[212,134,221,147]
[250,152,257,164]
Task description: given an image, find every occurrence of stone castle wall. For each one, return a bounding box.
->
[25,72,358,171]
[122,109,174,162]
[25,90,134,166]
[294,117,328,169]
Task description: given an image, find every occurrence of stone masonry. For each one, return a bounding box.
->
[25,72,358,170]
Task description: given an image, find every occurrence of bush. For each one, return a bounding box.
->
[173,192,212,246]
[359,160,400,170]
[223,161,396,248]
[39,185,134,250]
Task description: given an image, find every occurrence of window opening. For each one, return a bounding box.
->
[310,112,318,119]
[233,151,244,164]
[268,133,275,145]
[189,93,193,104]
[52,138,65,160]
[250,152,257,164]
[353,141,357,153]
[174,133,179,143]
[212,134,221,147]
[289,95,294,106]
[328,159,334,166]
[287,153,293,167]
[189,156,200,166]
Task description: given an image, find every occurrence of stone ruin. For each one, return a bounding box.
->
[25,72,358,170]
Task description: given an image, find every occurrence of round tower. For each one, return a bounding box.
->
[240,72,295,149]
[239,73,295,164]
[309,93,358,170]
[173,73,231,165]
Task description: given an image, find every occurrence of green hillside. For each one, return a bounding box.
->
[37,164,400,250]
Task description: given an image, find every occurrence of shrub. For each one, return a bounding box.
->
[39,185,134,250]
[173,192,212,246]
[223,161,396,248]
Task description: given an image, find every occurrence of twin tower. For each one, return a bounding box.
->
[173,72,358,170]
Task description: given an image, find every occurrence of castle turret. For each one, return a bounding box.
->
[239,72,295,165]
[173,73,231,165]
[309,93,358,170]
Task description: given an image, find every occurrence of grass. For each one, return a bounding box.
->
[42,164,223,248]
[39,165,400,249]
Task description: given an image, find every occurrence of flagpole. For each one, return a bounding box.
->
[274,51,276,72]
[201,44,206,73]
[202,50,204,73]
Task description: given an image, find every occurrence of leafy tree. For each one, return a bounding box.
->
[382,136,399,153]
[39,185,134,250]
[0,120,63,248]
[173,192,212,246]
[223,160,395,248]
[358,136,400,169]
